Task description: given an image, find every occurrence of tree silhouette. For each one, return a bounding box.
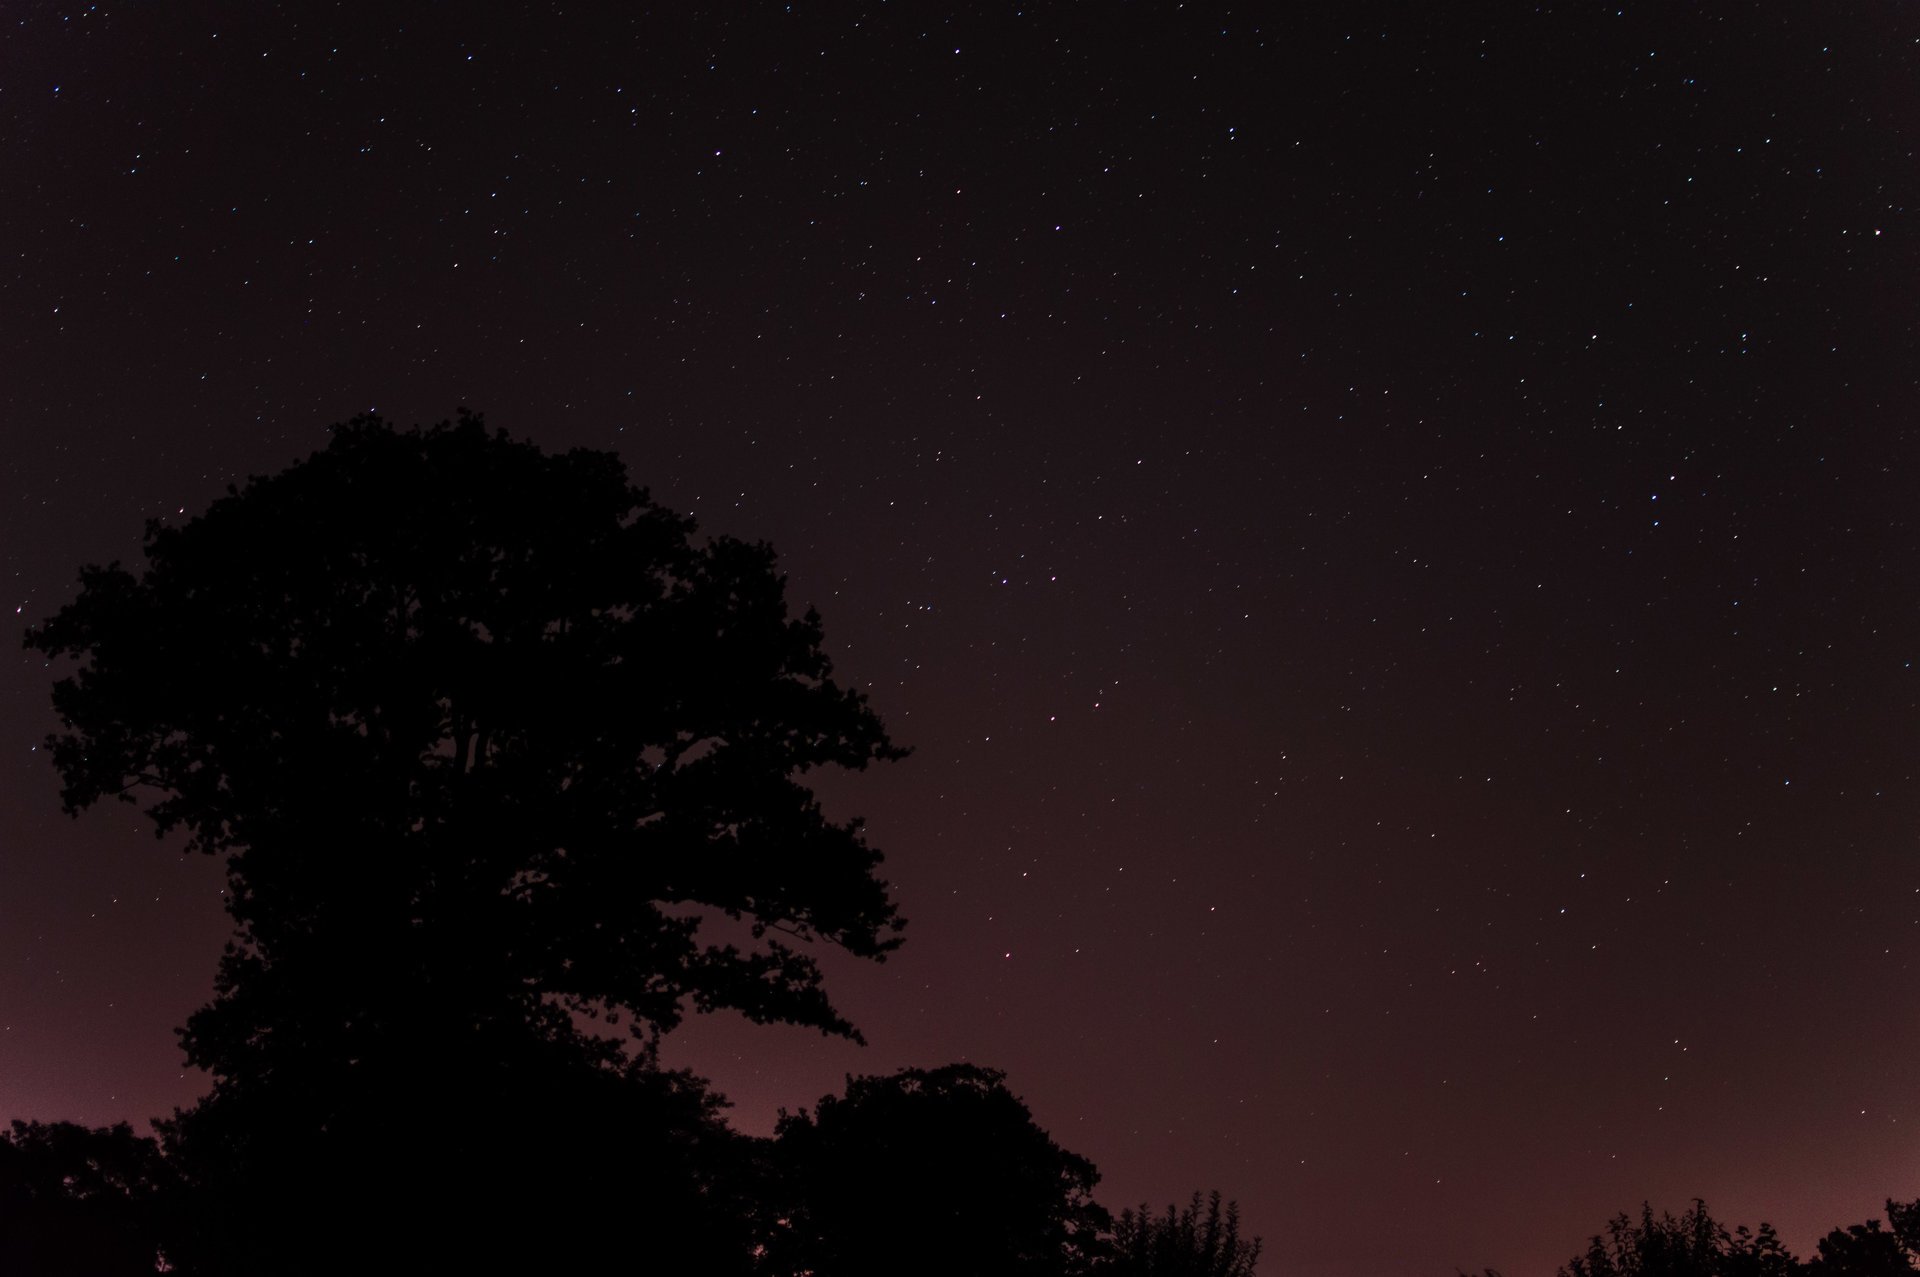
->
[764,1063,1109,1277]
[1805,1211,1920,1277]
[1720,1224,1807,1277]
[1110,1190,1263,1277]
[29,413,906,1066]
[161,1047,763,1275]
[25,412,907,1271]
[1559,1201,1799,1277]
[1550,1199,1920,1277]
[1890,1201,1920,1259]
[0,1121,176,1276]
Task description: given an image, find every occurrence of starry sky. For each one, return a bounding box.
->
[4,4,1919,1273]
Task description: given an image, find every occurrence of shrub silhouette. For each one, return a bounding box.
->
[1110,1190,1263,1277]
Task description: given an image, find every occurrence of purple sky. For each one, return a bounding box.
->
[5,5,1919,1273]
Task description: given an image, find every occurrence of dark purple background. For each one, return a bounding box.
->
[5,5,1918,1272]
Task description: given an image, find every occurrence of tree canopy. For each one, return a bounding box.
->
[1805,1219,1919,1277]
[764,1064,1109,1277]
[0,1121,176,1276]
[162,1051,761,1276]
[25,412,917,1271]
[1558,1199,1919,1277]
[27,412,907,1098]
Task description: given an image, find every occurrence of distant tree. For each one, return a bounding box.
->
[1559,1200,1799,1277]
[1108,1190,1262,1277]
[0,1121,175,1275]
[1723,1222,1806,1277]
[25,412,907,1272]
[764,1064,1109,1277]
[1557,1198,1920,1277]
[1889,1201,1920,1258]
[1805,1210,1919,1277]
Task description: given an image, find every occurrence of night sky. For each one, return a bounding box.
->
[5,4,1919,1273]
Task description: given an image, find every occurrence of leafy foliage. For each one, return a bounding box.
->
[1558,1200,1781,1277]
[1805,1218,1918,1277]
[765,1063,1110,1277]
[25,412,908,1273]
[1558,1199,1920,1277]
[26,412,907,1094]
[1892,1202,1920,1258]
[159,1047,762,1275]
[0,1121,176,1276]
[1109,1190,1262,1277]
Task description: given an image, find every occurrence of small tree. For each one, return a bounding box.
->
[1559,1200,1800,1277]
[1722,1223,1805,1277]
[1559,1200,1808,1277]
[1109,1190,1262,1277]
[1805,1213,1919,1276]
[766,1064,1109,1277]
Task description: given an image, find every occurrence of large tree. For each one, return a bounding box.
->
[26,415,906,1267]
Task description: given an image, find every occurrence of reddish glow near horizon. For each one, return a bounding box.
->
[6,6,1919,1274]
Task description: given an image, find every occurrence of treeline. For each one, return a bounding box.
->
[6,1106,1913,1276]
[0,1066,1260,1276]
[11,418,1899,1275]
[1545,1197,1920,1277]
[11,416,1261,1276]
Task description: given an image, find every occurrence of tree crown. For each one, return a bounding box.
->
[26,412,907,1082]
